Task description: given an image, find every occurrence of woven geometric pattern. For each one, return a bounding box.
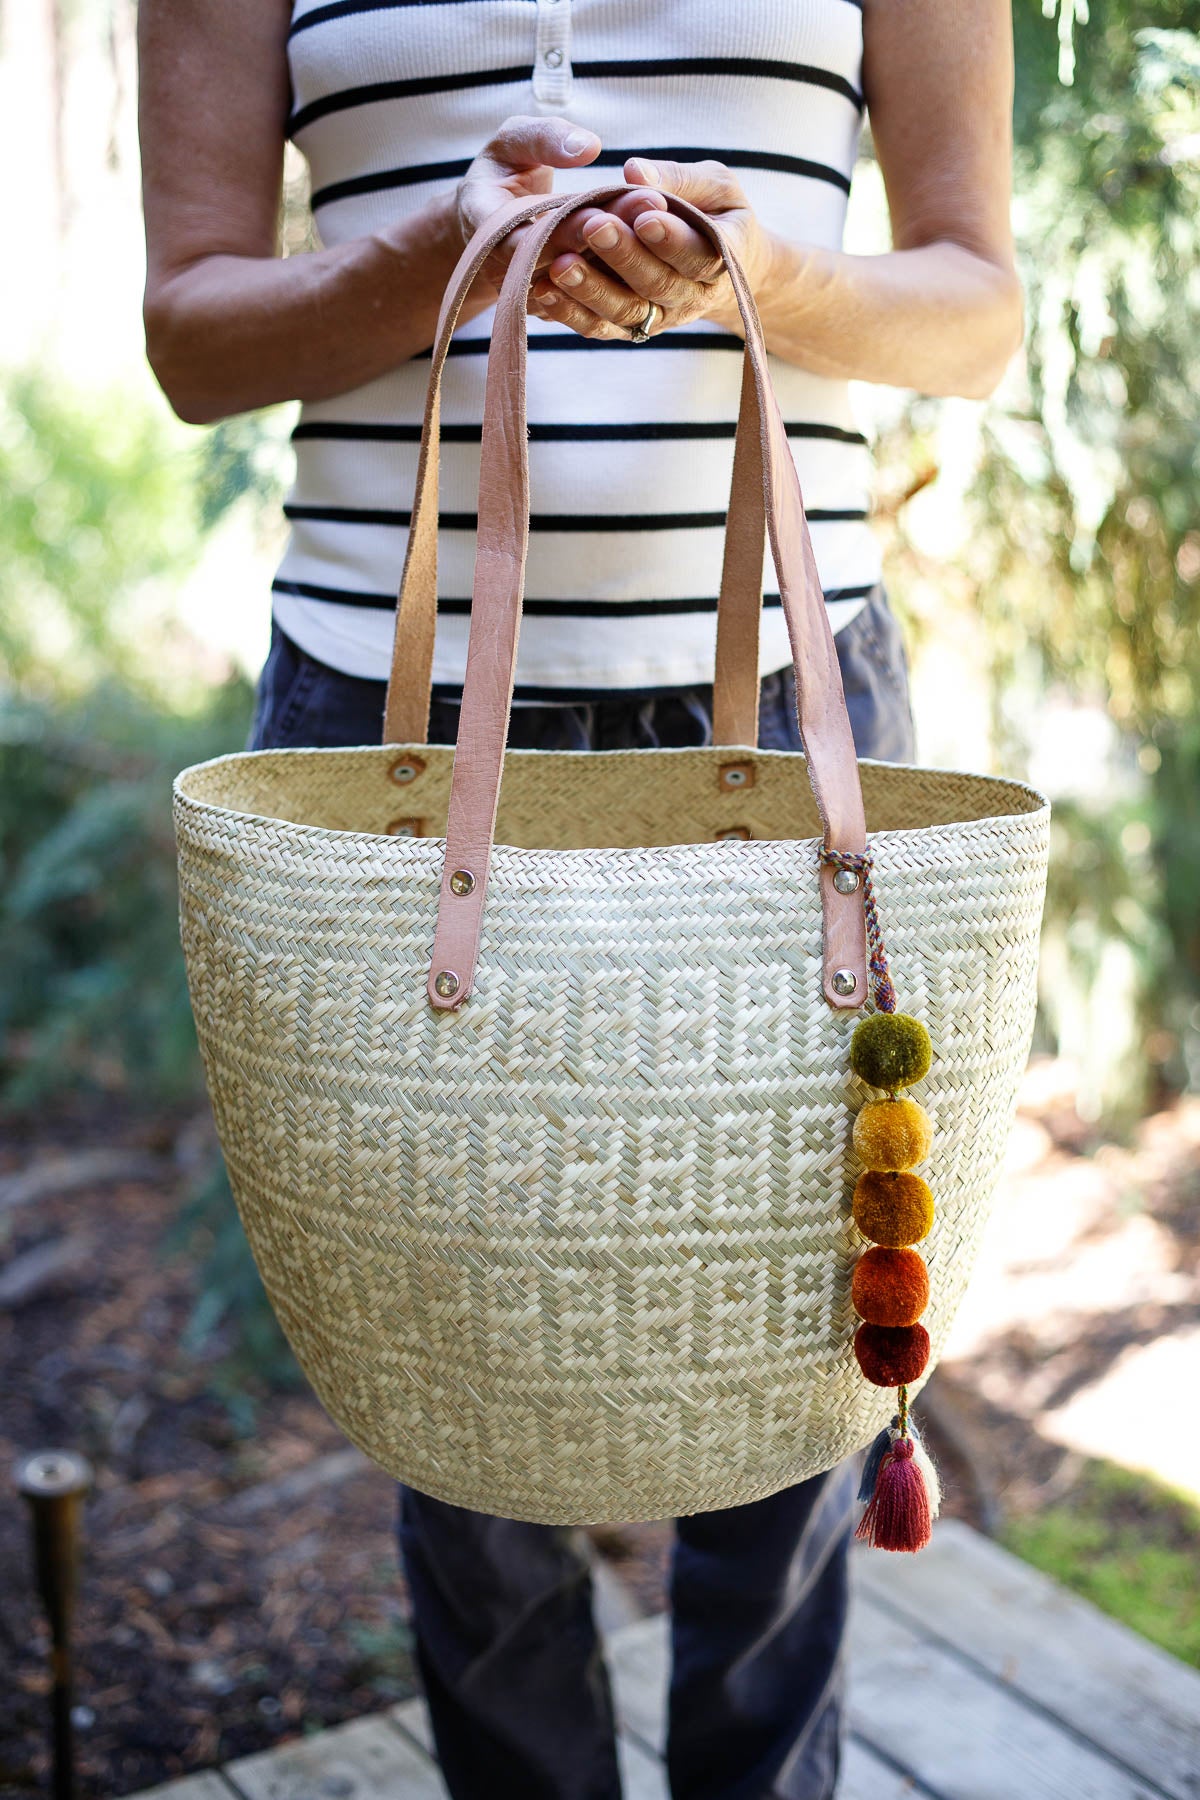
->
[175,743,1049,1523]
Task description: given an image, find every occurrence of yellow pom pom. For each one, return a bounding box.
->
[849,1012,932,1091]
[853,1096,933,1170]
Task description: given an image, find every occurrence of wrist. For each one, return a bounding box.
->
[374,188,497,331]
[705,220,781,335]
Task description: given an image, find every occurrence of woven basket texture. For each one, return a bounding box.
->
[175,743,1049,1523]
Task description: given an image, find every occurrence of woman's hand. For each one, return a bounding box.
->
[529,157,774,340]
[454,114,603,296]
[455,120,707,306]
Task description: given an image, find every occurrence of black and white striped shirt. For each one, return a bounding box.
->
[276,0,883,699]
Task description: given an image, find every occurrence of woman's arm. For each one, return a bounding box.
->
[530,0,1023,400]
[740,0,1023,397]
[138,0,602,424]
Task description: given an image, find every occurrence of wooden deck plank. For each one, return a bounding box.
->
[849,1591,1166,1800]
[616,1733,670,1800]
[854,1520,1200,1800]
[131,1777,237,1800]
[224,1716,444,1800]
[129,1524,1200,1800]
[605,1610,935,1799]
[389,1696,433,1753]
[390,1688,667,1799]
[607,1613,671,1751]
[840,1738,932,1800]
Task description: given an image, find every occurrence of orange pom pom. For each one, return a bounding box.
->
[851,1247,929,1327]
[852,1171,934,1246]
[853,1097,932,1170]
[854,1322,931,1387]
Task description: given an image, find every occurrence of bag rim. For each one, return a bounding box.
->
[175,741,1051,844]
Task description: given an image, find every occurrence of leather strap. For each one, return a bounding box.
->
[383,190,566,745]
[712,349,767,747]
[423,183,868,1013]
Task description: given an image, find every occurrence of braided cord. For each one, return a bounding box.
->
[819,847,897,1013]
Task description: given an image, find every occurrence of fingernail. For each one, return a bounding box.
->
[586,221,619,250]
[540,289,559,305]
[636,215,667,244]
[628,158,660,185]
[564,130,595,156]
[554,262,584,287]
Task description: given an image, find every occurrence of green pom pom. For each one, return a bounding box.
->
[850,1013,932,1091]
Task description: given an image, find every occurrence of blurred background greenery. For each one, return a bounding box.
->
[1,0,1198,1668]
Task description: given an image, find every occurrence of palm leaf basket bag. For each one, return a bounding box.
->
[175,185,1050,1547]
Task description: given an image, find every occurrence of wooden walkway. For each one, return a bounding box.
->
[139,1521,1200,1800]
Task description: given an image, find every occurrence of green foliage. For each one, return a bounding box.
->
[957,6,1200,1112]
[0,375,201,696]
[994,9,1200,735]
[1037,796,1172,1120]
[167,1158,300,1401]
[0,369,278,1107]
[0,680,252,1108]
[1004,1459,1200,1667]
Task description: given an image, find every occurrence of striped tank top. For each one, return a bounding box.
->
[277,0,882,699]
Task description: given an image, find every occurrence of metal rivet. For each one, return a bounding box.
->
[719,761,755,790]
[389,756,425,785]
[715,826,751,841]
[544,45,564,66]
[831,968,858,997]
[449,869,476,896]
[832,868,861,894]
[434,970,460,999]
[385,817,422,837]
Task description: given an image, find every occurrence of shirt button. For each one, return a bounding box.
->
[543,46,564,67]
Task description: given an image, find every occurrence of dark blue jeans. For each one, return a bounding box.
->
[248,588,916,1800]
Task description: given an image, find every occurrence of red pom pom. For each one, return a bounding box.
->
[853,1322,931,1387]
[855,1434,933,1552]
[851,1247,929,1327]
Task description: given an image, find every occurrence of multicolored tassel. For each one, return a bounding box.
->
[821,845,937,1554]
[856,1416,941,1518]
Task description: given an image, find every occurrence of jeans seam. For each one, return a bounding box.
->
[273,655,322,743]
[851,604,910,711]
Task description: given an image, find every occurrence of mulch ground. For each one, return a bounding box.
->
[0,1089,1087,1798]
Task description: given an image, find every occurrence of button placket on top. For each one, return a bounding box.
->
[532,0,573,110]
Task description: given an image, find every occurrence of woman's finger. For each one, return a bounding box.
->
[575,214,701,310]
[629,210,725,283]
[623,154,749,216]
[545,189,669,256]
[545,253,672,330]
[529,283,631,340]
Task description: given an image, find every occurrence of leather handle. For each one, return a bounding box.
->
[384,193,767,748]
[424,184,868,1014]
[383,190,567,745]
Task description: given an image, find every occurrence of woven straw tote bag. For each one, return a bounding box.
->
[175,186,1050,1531]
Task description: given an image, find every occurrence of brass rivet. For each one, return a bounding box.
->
[389,755,425,785]
[831,968,858,997]
[449,869,476,896]
[832,868,861,894]
[433,970,460,999]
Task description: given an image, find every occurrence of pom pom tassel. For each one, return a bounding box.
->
[855,1434,932,1553]
[911,1429,942,1520]
[857,1416,942,1518]
[857,1424,894,1504]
